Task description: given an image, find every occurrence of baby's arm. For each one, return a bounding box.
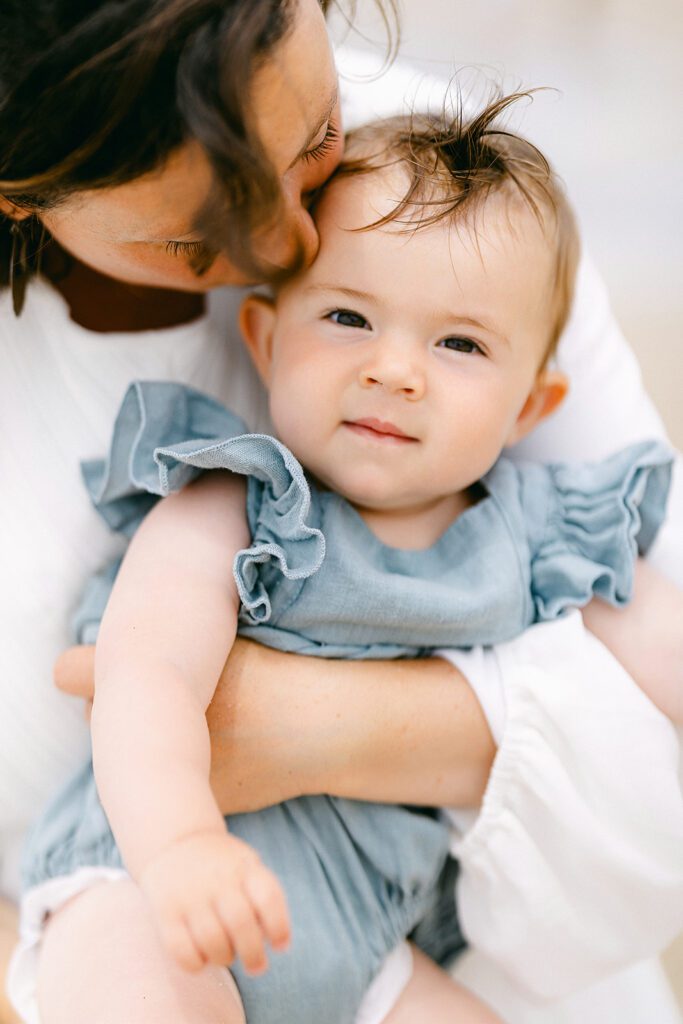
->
[91,471,290,972]
[582,559,683,722]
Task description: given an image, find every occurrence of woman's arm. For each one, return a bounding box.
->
[56,642,497,813]
[582,559,683,722]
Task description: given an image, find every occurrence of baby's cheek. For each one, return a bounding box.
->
[268,380,311,454]
[456,414,512,480]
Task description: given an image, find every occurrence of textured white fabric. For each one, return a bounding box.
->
[453,949,683,1024]
[1,48,681,1024]
[452,612,683,998]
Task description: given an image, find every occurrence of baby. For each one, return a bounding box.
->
[14,95,681,1024]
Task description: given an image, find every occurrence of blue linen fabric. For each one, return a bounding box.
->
[24,381,672,1024]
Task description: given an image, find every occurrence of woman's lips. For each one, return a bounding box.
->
[343,418,418,444]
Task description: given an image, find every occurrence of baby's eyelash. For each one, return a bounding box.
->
[438,336,485,355]
[302,120,340,164]
[165,240,206,258]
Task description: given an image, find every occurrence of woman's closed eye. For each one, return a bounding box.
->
[165,240,207,258]
[302,119,340,164]
[437,336,484,355]
[325,308,371,330]
[164,239,217,276]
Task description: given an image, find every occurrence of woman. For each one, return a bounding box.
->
[1,1,681,1022]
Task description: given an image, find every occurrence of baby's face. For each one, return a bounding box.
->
[258,171,558,512]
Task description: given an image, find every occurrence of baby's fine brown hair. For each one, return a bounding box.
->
[337,92,580,364]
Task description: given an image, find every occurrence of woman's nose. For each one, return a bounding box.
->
[264,190,320,270]
[359,345,426,400]
[269,103,344,270]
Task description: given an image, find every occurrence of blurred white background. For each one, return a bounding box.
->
[333,0,683,447]
[333,0,683,1006]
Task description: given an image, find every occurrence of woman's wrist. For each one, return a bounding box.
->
[207,642,496,810]
[435,646,507,745]
[299,654,497,808]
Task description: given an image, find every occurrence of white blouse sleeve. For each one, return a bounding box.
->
[440,614,683,999]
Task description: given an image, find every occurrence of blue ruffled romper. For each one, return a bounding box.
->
[23,382,673,1024]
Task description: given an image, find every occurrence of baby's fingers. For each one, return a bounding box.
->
[162,917,207,974]
[187,906,236,969]
[218,893,268,975]
[244,867,291,952]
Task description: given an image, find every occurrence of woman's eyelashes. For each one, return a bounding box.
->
[437,336,484,355]
[325,308,371,330]
[164,239,217,275]
[165,240,207,259]
[302,119,340,164]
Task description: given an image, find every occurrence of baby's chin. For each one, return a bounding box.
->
[312,471,420,512]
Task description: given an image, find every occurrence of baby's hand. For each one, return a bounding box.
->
[140,830,290,974]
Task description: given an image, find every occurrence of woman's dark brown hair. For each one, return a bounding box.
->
[0,0,397,313]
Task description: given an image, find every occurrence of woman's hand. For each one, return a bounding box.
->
[55,640,496,813]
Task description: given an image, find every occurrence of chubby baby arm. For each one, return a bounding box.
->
[582,558,683,722]
[91,471,290,972]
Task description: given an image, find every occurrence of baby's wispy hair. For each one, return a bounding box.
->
[336,90,580,363]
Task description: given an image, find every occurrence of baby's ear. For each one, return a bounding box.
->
[506,370,569,446]
[239,294,277,385]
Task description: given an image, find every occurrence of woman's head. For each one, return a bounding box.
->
[0,0,384,306]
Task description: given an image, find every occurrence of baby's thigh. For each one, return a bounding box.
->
[38,879,244,1024]
[228,797,452,1024]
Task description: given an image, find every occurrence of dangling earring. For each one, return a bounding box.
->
[9,218,45,317]
[9,221,29,316]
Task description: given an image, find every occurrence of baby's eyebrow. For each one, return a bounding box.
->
[305,283,374,302]
[443,315,510,348]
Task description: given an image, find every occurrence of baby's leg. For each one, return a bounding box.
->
[37,879,245,1024]
[382,947,503,1024]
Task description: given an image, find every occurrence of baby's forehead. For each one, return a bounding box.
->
[313,167,554,269]
[312,166,409,233]
[277,175,556,343]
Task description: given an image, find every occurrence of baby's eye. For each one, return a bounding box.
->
[438,336,483,355]
[326,309,371,330]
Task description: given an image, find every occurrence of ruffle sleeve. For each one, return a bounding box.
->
[80,382,325,625]
[81,380,248,536]
[526,439,673,619]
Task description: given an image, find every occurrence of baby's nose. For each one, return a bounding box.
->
[359,350,426,399]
